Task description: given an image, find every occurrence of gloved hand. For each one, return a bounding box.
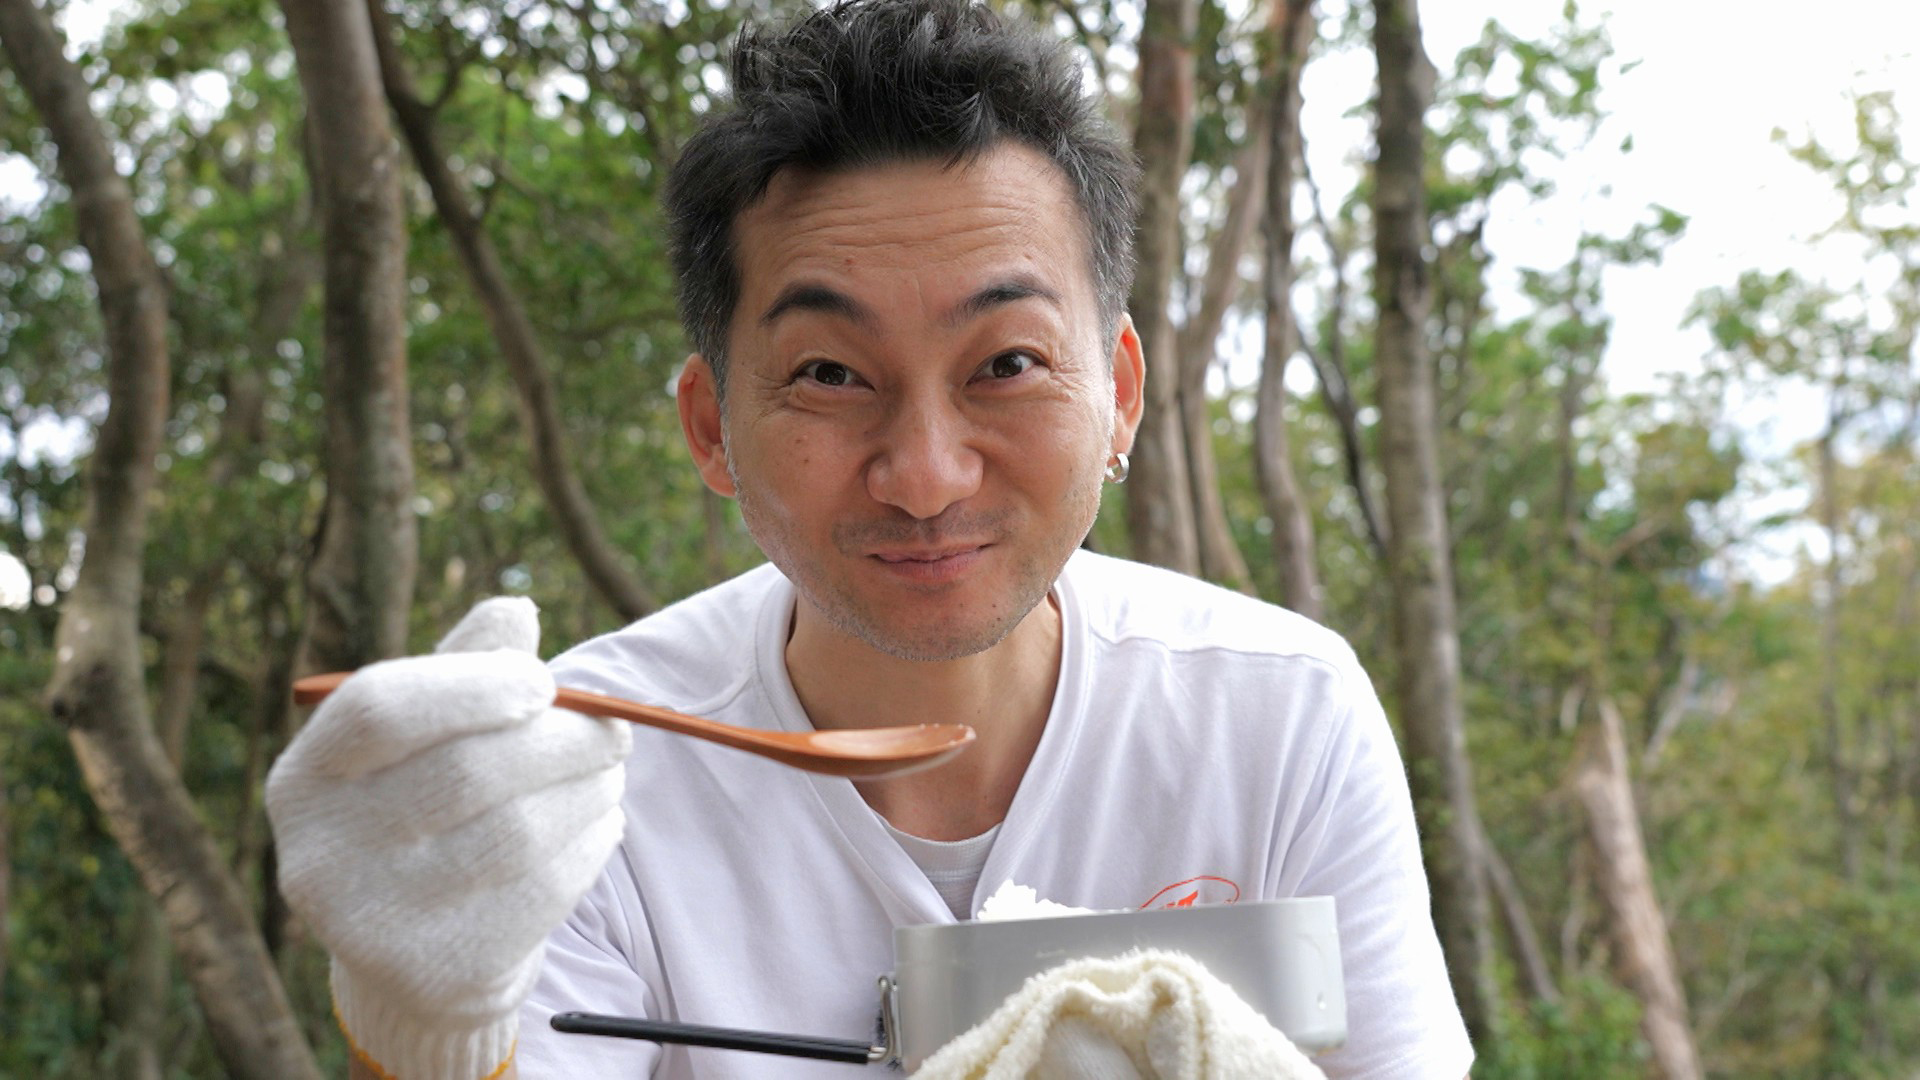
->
[913,949,1326,1080]
[1037,1013,1150,1078]
[266,598,631,1079]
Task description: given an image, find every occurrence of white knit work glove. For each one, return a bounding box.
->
[913,949,1326,1079]
[266,598,631,1080]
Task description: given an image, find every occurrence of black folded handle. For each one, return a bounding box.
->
[550,1011,882,1065]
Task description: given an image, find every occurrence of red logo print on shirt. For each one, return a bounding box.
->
[1140,875,1241,909]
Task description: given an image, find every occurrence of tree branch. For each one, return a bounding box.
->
[1300,150,1389,560]
[368,0,659,620]
[1482,824,1561,1005]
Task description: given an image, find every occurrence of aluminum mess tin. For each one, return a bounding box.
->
[890,896,1345,1071]
[551,896,1344,1069]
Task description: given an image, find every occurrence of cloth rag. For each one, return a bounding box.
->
[912,948,1327,1080]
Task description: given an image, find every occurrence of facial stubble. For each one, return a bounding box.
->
[721,408,1112,663]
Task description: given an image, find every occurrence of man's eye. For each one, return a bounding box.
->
[797,360,855,387]
[981,352,1037,380]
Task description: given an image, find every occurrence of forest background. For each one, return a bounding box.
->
[0,0,1916,1076]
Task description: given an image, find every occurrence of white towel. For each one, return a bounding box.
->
[912,948,1327,1079]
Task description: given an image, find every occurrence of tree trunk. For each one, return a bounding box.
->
[111,576,213,1080]
[1254,0,1323,620]
[1892,543,1919,871]
[1174,107,1267,593]
[110,905,169,1080]
[1176,296,1253,591]
[1574,695,1704,1080]
[1816,429,1862,881]
[270,0,419,970]
[0,3,322,1077]
[118,363,274,1079]
[154,577,217,764]
[1174,108,1268,379]
[236,578,298,884]
[1560,846,1589,979]
[1368,0,1497,1039]
[367,0,658,621]
[1,776,9,998]
[279,0,419,679]
[1124,0,1201,575]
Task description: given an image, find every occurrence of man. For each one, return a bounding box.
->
[265,1,1474,1077]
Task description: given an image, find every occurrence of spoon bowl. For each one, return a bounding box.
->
[291,672,975,779]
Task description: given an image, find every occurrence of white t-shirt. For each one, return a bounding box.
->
[517,551,1473,1079]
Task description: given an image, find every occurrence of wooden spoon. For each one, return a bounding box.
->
[291,672,975,779]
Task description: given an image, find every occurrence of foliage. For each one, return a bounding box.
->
[1,0,1915,1075]
[1475,976,1649,1080]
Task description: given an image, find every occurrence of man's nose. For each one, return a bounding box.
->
[866,396,984,520]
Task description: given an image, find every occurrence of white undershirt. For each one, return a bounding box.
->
[881,818,1003,920]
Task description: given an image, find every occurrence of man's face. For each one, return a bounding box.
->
[676,142,1144,662]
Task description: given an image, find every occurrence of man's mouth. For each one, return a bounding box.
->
[870,544,987,564]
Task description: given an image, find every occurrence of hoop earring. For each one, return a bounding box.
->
[1103,451,1130,485]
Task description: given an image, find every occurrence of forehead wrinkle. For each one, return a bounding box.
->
[732,146,1098,341]
[763,206,1042,274]
[745,223,1067,338]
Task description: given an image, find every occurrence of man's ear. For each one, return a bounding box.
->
[677,355,736,497]
[1109,315,1146,454]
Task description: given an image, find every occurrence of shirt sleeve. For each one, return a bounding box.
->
[1273,657,1475,1080]
[517,860,664,1077]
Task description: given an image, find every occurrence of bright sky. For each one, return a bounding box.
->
[0,550,27,609]
[1299,0,1919,399]
[2,0,1915,592]
[1286,1,1920,581]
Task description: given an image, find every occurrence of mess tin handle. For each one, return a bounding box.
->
[550,1012,887,1065]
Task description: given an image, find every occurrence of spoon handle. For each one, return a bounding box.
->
[290,671,782,749]
[288,670,972,779]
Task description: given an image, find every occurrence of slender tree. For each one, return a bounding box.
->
[0,2,322,1076]
[1518,213,1704,1074]
[1255,0,1323,620]
[0,769,8,998]
[1174,118,1262,593]
[116,284,303,1080]
[1816,420,1863,881]
[1124,0,1202,574]
[1575,692,1704,1079]
[1367,0,1497,1038]
[278,0,418,680]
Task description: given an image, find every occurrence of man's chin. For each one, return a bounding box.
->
[840,614,1020,664]
[783,547,1065,662]
[810,587,1045,663]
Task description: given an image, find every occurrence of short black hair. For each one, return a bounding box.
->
[663,0,1140,395]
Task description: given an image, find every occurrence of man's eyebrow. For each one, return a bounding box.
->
[946,276,1064,326]
[760,283,875,329]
